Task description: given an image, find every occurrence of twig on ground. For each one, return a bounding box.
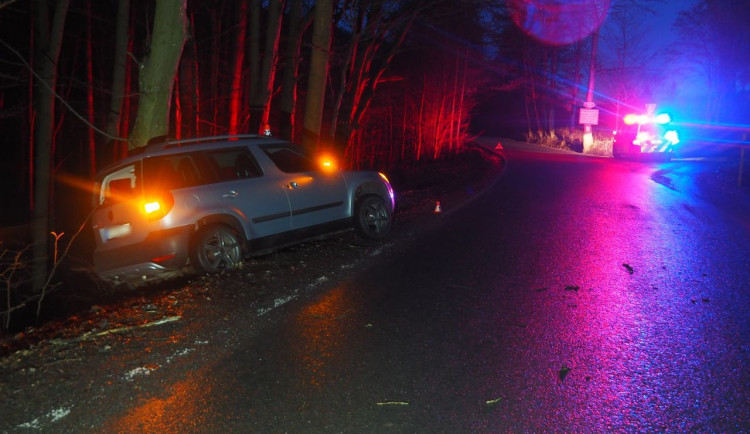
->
[49,315,181,345]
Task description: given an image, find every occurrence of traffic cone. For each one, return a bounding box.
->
[434,201,442,213]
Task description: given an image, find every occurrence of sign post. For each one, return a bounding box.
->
[580,101,599,153]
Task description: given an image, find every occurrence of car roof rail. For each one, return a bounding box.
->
[145,134,271,152]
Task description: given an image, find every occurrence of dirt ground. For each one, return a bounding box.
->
[0,144,505,361]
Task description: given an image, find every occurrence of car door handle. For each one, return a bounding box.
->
[288,182,298,190]
[222,190,238,198]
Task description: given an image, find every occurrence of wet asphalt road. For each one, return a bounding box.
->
[70,146,750,431]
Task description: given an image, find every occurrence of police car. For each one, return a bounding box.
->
[612,107,680,160]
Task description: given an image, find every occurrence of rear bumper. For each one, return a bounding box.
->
[94,225,192,283]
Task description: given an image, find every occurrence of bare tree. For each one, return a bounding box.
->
[229,0,249,136]
[0,0,17,11]
[674,0,750,123]
[330,0,425,153]
[598,1,659,126]
[102,0,130,163]
[31,0,70,294]
[278,0,312,140]
[248,0,286,134]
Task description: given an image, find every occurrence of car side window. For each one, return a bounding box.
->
[261,145,317,173]
[205,148,263,181]
[144,154,211,190]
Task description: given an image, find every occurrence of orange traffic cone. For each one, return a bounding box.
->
[434,201,442,213]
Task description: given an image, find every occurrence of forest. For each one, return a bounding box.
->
[0,0,748,326]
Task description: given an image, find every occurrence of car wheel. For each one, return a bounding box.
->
[355,195,391,239]
[191,224,243,274]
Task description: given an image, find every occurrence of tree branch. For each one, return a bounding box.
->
[0,0,18,12]
[0,37,130,143]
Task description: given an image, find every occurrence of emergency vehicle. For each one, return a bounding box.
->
[612,106,680,160]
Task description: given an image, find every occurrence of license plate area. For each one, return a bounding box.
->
[100,223,132,241]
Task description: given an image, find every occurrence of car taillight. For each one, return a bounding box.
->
[141,192,174,220]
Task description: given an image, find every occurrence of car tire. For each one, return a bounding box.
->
[190,224,243,274]
[354,195,392,239]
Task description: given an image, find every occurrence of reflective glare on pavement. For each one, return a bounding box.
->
[67,148,749,431]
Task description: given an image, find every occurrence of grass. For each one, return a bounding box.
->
[524,128,613,156]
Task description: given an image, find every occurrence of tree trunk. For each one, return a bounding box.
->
[31,0,70,293]
[301,0,333,151]
[248,0,285,134]
[189,8,201,138]
[28,15,35,212]
[248,0,260,130]
[259,0,285,132]
[569,40,584,129]
[329,6,364,142]
[178,11,198,139]
[449,54,458,153]
[229,0,248,136]
[120,33,133,160]
[173,73,182,139]
[278,0,307,140]
[547,48,558,134]
[129,0,187,148]
[210,7,222,136]
[104,0,129,165]
[85,0,96,178]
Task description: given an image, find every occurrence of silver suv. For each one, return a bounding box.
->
[91,135,395,286]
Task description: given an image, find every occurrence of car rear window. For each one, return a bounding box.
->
[97,163,139,206]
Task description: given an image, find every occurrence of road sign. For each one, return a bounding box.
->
[579,108,599,125]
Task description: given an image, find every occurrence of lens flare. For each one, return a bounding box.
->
[654,113,671,124]
[509,0,611,45]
